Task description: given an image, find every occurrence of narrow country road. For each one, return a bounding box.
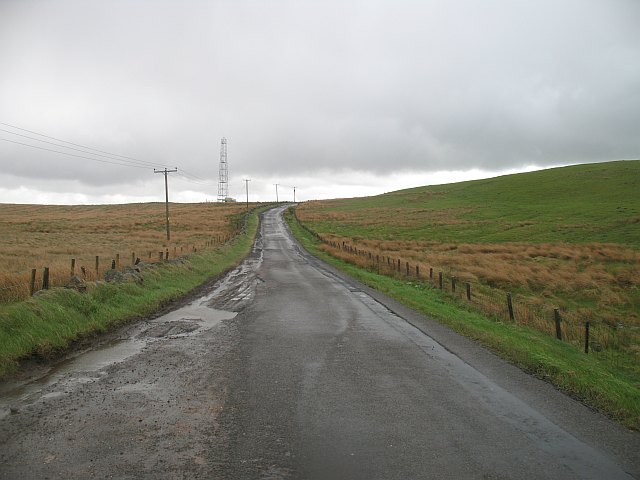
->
[1,206,638,479]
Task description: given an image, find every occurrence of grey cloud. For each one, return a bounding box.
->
[0,0,639,200]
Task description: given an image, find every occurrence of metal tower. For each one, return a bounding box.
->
[217,137,228,202]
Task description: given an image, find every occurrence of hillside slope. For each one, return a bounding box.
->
[302,160,640,245]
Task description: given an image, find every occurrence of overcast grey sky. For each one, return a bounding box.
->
[1,0,639,203]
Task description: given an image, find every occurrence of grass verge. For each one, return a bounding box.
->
[285,208,640,431]
[0,208,263,379]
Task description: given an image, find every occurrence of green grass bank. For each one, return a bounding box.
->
[0,208,263,379]
[286,203,640,430]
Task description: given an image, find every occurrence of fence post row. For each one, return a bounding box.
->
[292,220,617,358]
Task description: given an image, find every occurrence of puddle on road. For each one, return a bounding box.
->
[0,338,144,419]
[0,274,245,420]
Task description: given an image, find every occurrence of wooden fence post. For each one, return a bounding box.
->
[416,265,420,278]
[507,293,515,321]
[451,276,456,293]
[95,256,99,276]
[30,268,36,296]
[439,272,443,290]
[584,321,590,354]
[70,258,75,276]
[42,267,49,290]
[132,252,136,265]
[554,308,562,340]
[430,267,433,280]
[397,259,401,272]
[116,253,120,269]
[466,282,471,301]
[166,248,169,260]
[406,262,410,276]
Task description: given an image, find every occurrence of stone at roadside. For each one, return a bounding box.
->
[65,275,87,293]
[104,267,143,284]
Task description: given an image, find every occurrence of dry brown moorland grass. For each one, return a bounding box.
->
[320,234,638,317]
[315,233,640,355]
[0,202,252,302]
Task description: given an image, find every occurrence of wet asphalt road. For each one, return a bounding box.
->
[1,205,639,479]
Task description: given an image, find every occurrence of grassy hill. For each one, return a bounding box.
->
[302,160,640,245]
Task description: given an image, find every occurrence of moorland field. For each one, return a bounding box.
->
[0,202,252,302]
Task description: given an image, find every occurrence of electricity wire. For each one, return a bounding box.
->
[0,128,166,169]
[0,137,151,170]
[0,121,167,169]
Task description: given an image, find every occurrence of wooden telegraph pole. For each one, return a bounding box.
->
[243,179,251,211]
[154,167,178,241]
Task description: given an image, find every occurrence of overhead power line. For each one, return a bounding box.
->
[0,128,165,170]
[0,137,151,170]
[0,121,167,169]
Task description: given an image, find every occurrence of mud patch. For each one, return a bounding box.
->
[141,320,202,338]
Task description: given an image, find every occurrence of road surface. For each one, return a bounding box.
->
[1,205,638,479]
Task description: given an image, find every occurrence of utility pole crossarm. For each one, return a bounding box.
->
[154,167,178,241]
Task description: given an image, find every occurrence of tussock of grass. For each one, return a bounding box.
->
[0,210,261,379]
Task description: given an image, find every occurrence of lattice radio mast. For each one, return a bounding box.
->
[217,137,228,202]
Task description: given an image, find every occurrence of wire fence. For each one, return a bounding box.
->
[0,205,270,305]
[292,212,639,358]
